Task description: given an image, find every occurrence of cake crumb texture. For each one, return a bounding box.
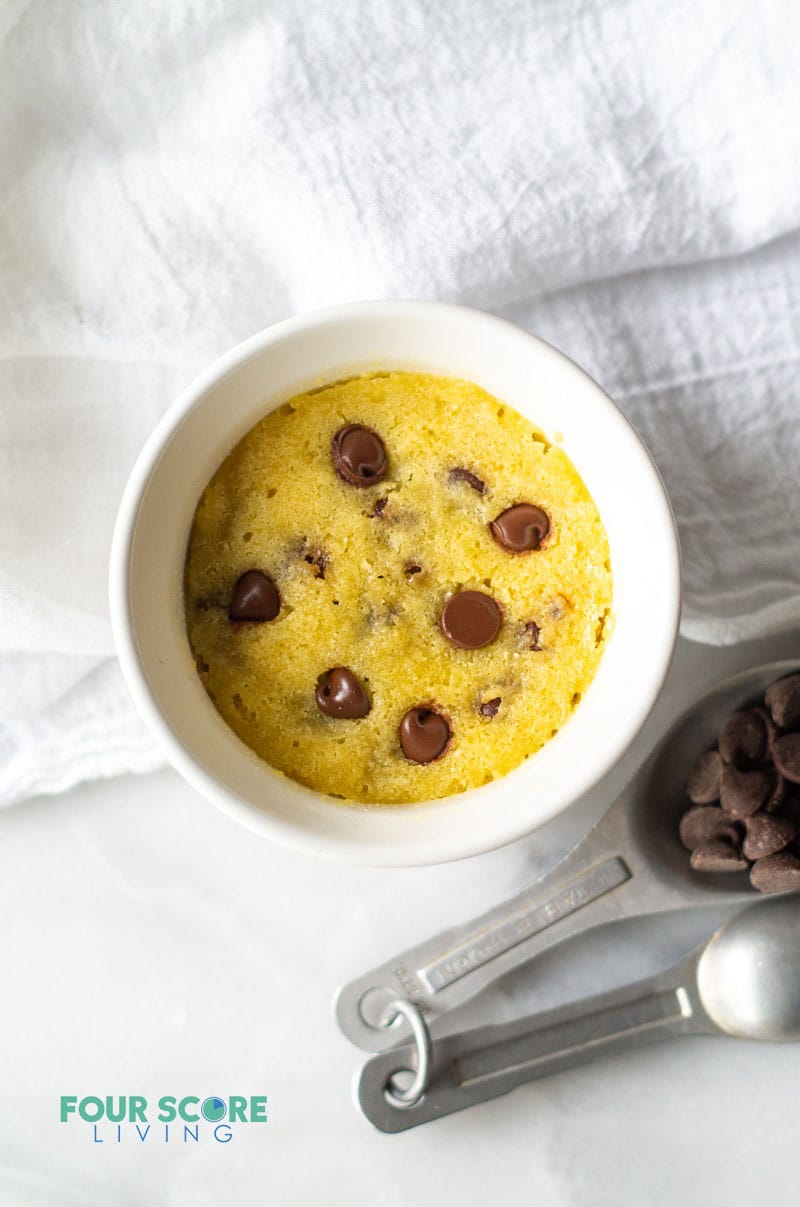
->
[184,372,613,804]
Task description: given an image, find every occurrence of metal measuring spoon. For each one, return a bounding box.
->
[357,896,800,1131]
[337,659,798,1052]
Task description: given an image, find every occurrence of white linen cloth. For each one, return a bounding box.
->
[1,0,799,807]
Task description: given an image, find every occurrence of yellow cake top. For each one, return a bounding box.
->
[184,371,613,804]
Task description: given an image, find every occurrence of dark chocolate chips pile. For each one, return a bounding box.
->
[680,672,800,894]
[222,422,553,767]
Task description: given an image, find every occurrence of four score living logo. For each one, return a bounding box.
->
[60,1095,268,1145]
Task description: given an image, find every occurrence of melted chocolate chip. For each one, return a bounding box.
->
[304,550,328,579]
[489,503,550,553]
[331,424,388,487]
[405,562,423,578]
[479,697,502,719]
[440,590,502,650]
[315,668,370,719]
[229,570,280,622]
[449,467,486,494]
[399,707,451,763]
[523,621,542,651]
[372,497,388,517]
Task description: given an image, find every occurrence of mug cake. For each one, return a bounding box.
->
[183,371,613,804]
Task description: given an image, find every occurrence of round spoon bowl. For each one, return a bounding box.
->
[697,897,800,1040]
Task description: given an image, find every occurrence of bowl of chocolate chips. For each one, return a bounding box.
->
[110,300,680,865]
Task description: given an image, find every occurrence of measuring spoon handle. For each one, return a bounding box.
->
[337,798,689,1051]
[358,949,712,1131]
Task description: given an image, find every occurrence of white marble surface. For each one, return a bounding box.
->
[3,631,800,1207]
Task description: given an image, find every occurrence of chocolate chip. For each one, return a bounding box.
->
[304,550,328,579]
[315,668,370,719]
[440,590,502,650]
[773,733,800,784]
[399,707,451,763]
[449,467,486,494]
[750,851,800,894]
[479,697,502,719]
[689,841,748,873]
[719,765,773,818]
[404,563,423,578]
[372,497,388,517]
[679,805,741,852]
[766,673,800,730]
[742,813,796,861]
[229,570,280,622]
[753,705,781,758]
[523,621,542,651]
[686,750,724,804]
[718,710,766,767]
[765,773,789,813]
[331,424,388,487]
[489,504,550,553]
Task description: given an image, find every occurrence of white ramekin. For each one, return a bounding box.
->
[109,301,681,866]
